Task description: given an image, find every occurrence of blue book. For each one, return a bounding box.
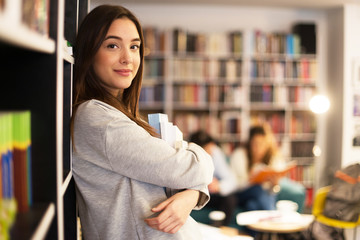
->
[148,113,168,136]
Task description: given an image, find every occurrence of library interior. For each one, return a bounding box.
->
[1,0,360,239]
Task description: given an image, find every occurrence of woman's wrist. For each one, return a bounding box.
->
[184,189,200,208]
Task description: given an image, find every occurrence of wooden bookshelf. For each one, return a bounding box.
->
[0,0,87,239]
[140,25,318,199]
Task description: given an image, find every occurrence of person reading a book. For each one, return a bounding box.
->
[70,5,214,240]
[189,130,238,226]
[230,123,306,213]
[230,124,280,211]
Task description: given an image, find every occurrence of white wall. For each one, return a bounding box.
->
[342,4,360,167]
[92,2,325,32]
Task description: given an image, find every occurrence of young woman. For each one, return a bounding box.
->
[230,124,305,213]
[70,5,214,240]
[230,124,282,211]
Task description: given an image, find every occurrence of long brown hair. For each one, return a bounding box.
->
[71,5,157,145]
[246,124,275,170]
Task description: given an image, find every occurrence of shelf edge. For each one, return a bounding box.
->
[61,172,73,197]
[30,203,55,240]
[0,19,55,53]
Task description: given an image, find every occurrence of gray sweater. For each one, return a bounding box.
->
[72,100,214,240]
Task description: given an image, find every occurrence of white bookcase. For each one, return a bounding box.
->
[0,0,88,239]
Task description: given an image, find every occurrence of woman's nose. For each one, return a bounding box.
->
[120,49,132,64]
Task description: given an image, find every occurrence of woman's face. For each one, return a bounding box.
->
[93,18,141,96]
[250,134,268,162]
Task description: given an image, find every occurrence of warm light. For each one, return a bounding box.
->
[309,95,330,114]
[313,145,322,157]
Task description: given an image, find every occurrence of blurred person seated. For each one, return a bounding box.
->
[230,123,306,213]
[189,130,238,226]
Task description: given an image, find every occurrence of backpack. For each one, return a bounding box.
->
[323,163,360,222]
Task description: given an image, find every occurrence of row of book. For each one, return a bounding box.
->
[250,58,317,83]
[287,164,315,186]
[172,84,244,106]
[145,57,243,82]
[144,57,317,84]
[140,84,315,106]
[22,0,50,36]
[250,85,315,104]
[287,164,315,207]
[0,0,49,36]
[144,26,314,57]
[250,112,285,135]
[0,111,32,238]
[251,30,302,55]
[172,58,242,82]
[1,111,32,211]
[139,84,165,104]
[143,26,243,55]
[291,141,314,158]
[290,113,316,134]
[144,58,166,79]
[173,112,242,140]
[250,111,316,135]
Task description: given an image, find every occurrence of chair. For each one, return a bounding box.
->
[312,186,360,240]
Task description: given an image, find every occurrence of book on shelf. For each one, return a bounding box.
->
[220,111,242,135]
[250,161,297,184]
[12,111,32,212]
[0,111,32,213]
[291,141,314,158]
[229,31,243,55]
[251,30,301,55]
[250,111,285,135]
[1,113,13,201]
[22,0,50,36]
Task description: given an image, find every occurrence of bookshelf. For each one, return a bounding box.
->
[0,0,87,239]
[140,22,318,205]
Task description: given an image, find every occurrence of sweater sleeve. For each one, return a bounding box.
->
[104,112,214,192]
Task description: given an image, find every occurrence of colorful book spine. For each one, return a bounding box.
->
[0,111,31,214]
[12,111,32,212]
[1,113,13,200]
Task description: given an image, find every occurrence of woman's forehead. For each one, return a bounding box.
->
[106,18,139,39]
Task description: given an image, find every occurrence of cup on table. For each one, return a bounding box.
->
[276,200,298,212]
[208,210,226,227]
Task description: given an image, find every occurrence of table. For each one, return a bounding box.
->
[198,223,254,240]
[236,210,314,240]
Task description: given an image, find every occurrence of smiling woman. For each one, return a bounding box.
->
[93,18,141,96]
[70,5,214,240]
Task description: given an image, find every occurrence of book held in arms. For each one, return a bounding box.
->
[148,113,187,150]
[0,111,32,240]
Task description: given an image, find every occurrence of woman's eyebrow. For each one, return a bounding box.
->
[104,35,141,42]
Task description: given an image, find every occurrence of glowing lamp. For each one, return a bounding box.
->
[309,95,330,114]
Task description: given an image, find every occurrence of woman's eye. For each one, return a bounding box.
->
[131,44,140,50]
[107,44,118,49]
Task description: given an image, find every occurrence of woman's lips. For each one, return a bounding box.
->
[115,69,131,76]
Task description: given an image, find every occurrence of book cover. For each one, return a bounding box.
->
[148,113,168,136]
[250,161,296,184]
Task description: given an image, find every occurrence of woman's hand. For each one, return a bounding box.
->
[208,178,220,194]
[144,189,200,234]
